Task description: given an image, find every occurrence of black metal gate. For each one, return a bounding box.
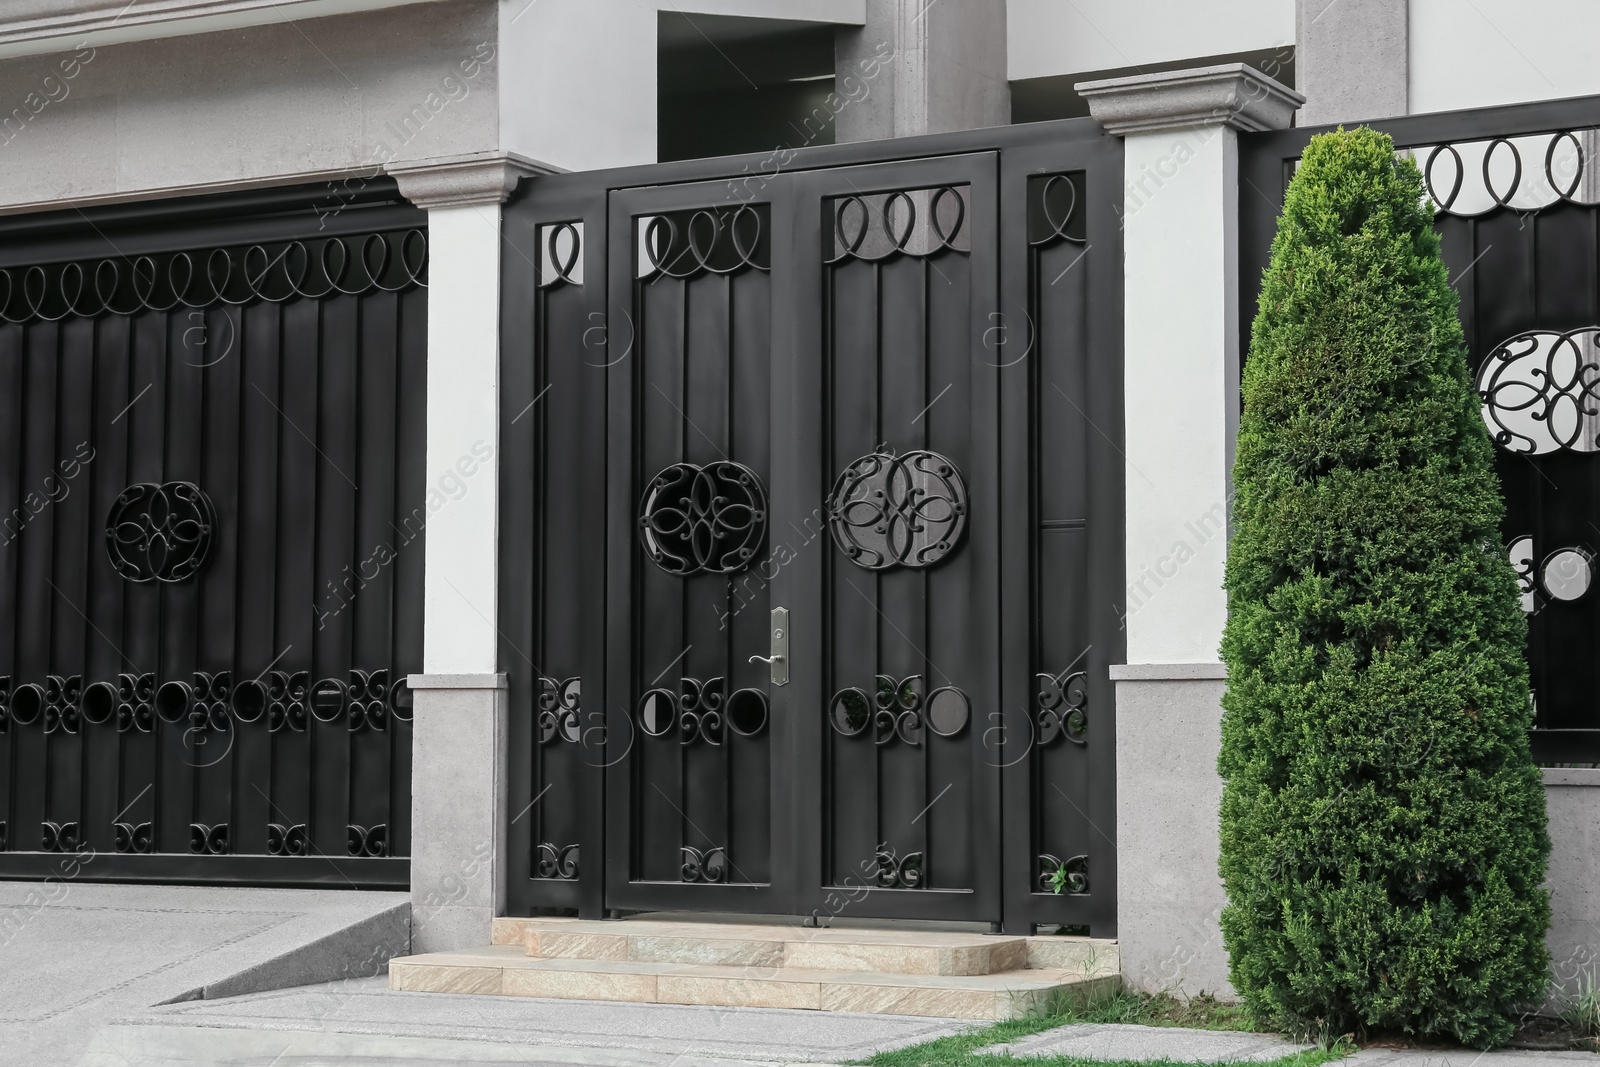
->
[1242,94,1600,764]
[0,182,426,886]
[501,120,1124,933]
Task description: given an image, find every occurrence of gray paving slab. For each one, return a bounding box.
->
[1349,1050,1600,1065]
[981,1023,1314,1062]
[84,975,970,1065]
[0,881,408,1067]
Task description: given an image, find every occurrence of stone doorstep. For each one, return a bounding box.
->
[489,917,1117,979]
[388,946,1123,1021]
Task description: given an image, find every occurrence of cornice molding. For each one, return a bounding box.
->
[387,151,558,210]
[1076,63,1304,136]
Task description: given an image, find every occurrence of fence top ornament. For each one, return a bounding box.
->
[1076,63,1304,136]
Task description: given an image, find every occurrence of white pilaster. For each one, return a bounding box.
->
[389,151,543,951]
[1079,65,1302,995]
[1078,64,1302,667]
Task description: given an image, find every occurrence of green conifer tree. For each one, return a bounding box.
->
[1218,127,1550,1047]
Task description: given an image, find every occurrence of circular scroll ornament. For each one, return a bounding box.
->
[639,462,767,575]
[105,482,216,583]
[828,449,967,570]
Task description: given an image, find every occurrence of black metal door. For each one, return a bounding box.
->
[502,119,1124,933]
[604,178,795,912]
[785,154,1002,920]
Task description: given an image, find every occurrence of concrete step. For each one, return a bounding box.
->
[388,945,1120,1021]
[490,916,1099,977]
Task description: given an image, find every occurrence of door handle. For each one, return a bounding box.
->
[754,607,789,686]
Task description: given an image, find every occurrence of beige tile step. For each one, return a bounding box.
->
[489,916,1035,976]
[388,946,1121,1021]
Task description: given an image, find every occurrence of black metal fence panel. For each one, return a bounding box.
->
[0,184,426,886]
[502,120,1125,933]
[1241,94,1600,765]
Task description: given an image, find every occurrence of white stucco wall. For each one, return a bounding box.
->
[1410,0,1600,114]
[1007,0,1293,81]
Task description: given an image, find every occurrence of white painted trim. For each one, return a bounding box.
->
[1111,663,1228,681]
[0,0,444,60]
[421,203,503,675]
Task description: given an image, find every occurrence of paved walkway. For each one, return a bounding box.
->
[84,975,972,1065]
[0,881,407,1067]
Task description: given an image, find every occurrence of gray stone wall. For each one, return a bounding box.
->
[1295,0,1407,126]
[0,0,496,213]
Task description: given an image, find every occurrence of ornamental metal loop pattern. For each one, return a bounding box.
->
[680,845,730,883]
[267,822,308,857]
[1416,129,1600,217]
[115,821,153,854]
[1476,327,1600,455]
[827,185,969,263]
[1029,173,1087,248]
[0,229,427,325]
[828,449,968,571]
[1036,669,1088,747]
[348,824,387,858]
[827,676,969,745]
[1507,534,1595,611]
[639,462,768,575]
[637,677,769,746]
[538,677,582,743]
[105,482,216,583]
[536,843,580,879]
[873,842,925,888]
[1038,853,1089,894]
[537,221,583,288]
[639,204,769,280]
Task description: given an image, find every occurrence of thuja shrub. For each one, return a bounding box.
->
[1218,127,1550,1047]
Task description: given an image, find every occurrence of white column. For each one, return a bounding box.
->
[389,151,544,952]
[1078,65,1302,995]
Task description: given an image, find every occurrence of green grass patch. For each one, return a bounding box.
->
[850,992,1351,1067]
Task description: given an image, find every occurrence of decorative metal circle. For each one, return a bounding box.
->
[639,461,767,575]
[1476,328,1600,454]
[726,687,768,737]
[639,688,677,737]
[828,449,967,570]
[830,687,872,736]
[105,481,216,583]
[1543,548,1594,602]
[926,687,970,738]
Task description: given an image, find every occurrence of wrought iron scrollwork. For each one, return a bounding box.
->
[0,229,427,325]
[536,843,580,879]
[637,676,765,746]
[680,845,730,883]
[1476,327,1600,455]
[828,449,968,570]
[827,186,969,262]
[347,824,387,858]
[266,671,310,732]
[639,205,769,280]
[1508,534,1595,610]
[43,675,82,735]
[115,821,153,854]
[874,843,925,888]
[1039,853,1089,894]
[538,677,582,743]
[830,677,968,745]
[640,462,767,575]
[105,482,216,583]
[1029,173,1087,248]
[42,821,79,853]
[190,823,229,855]
[1037,669,1088,746]
[267,823,308,857]
[537,221,583,288]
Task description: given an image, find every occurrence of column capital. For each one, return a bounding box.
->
[387,151,558,210]
[1076,63,1304,136]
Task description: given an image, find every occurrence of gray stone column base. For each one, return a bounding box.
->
[407,673,508,954]
[1111,663,1232,996]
